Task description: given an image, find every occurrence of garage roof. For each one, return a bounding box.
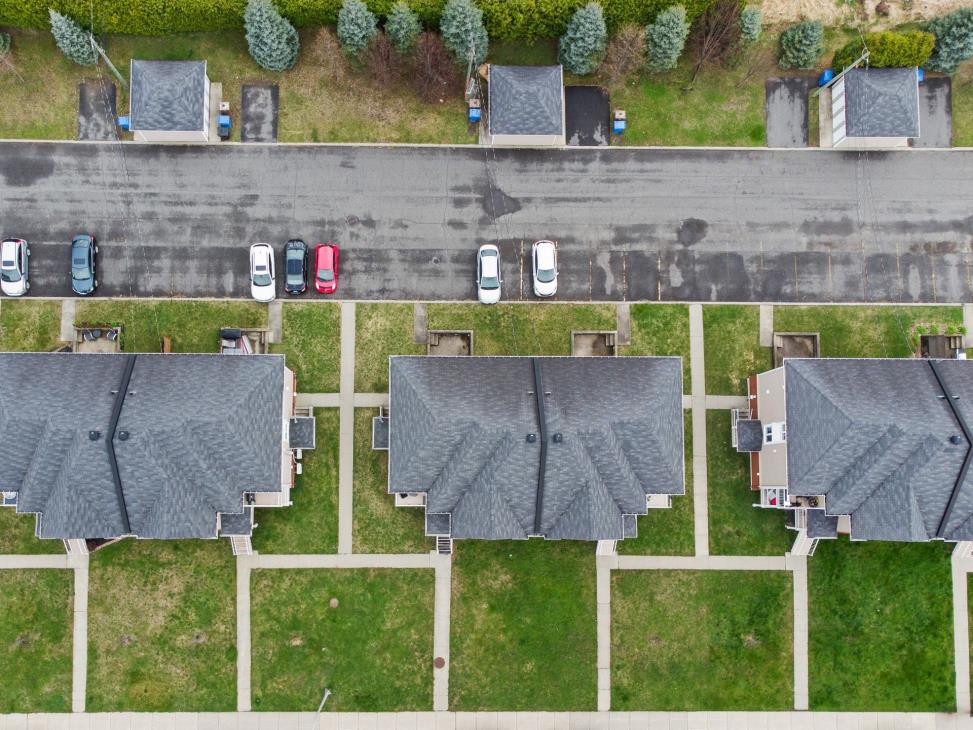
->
[130,60,208,132]
[844,67,919,138]
[488,65,564,137]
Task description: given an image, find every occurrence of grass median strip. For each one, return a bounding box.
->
[0,570,74,713]
[809,538,954,711]
[250,568,434,711]
[703,305,770,396]
[612,569,793,710]
[0,299,62,351]
[87,539,236,711]
[621,303,691,391]
[450,540,597,710]
[252,409,340,554]
[270,302,341,393]
[355,303,424,393]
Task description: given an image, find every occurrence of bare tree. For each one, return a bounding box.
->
[411,32,460,103]
[601,23,646,83]
[365,32,401,89]
[688,0,742,87]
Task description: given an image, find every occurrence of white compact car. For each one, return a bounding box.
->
[476,244,502,304]
[0,238,30,297]
[249,243,276,302]
[531,240,557,298]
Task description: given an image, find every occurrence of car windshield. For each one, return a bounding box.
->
[536,268,555,283]
[317,268,334,282]
[1,265,20,283]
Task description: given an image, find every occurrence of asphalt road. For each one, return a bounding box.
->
[2,141,973,302]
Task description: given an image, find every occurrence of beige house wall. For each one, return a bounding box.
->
[755,367,788,488]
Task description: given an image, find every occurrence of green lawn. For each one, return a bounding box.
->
[612,569,793,710]
[773,305,964,358]
[621,303,691,392]
[0,29,473,143]
[0,570,74,713]
[270,302,341,393]
[707,411,793,556]
[353,409,430,554]
[0,299,62,351]
[87,539,236,711]
[809,539,954,711]
[251,568,434,711]
[450,540,597,710]
[252,410,339,554]
[619,412,693,556]
[355,303,424,393]
[703,305,770,396]
[76,300,267,353]
[427,303,617,356]
[0,508,63,554]
[952,60,973,147]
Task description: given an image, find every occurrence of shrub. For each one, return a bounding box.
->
[558,2,607,75]
[831,30,934,71]
[411,30,461,102]
[244,0,300,70]
[778,20,822,70]
[337,0,378,55]
[645,5,689,72]
[0,31,10,56]
[364,30,401,86]
[739,5,760,44]
[927,8,973,74]
[439,0,488,65]
[601,22,646,80]
[49,9,96,65]
[386,0,421,53]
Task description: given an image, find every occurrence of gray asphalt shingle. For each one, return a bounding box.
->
[488,65,564,137]
[844,68,919,138]
[130,60,207,132]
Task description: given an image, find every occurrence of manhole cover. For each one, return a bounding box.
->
[431,256,440,264]
[434,656,446,669]
[346,215,359,226]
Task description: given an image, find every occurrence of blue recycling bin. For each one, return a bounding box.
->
[117,115,130,130]
[817,68,835,87]
[917,67,925,84]
[468,106,481,123]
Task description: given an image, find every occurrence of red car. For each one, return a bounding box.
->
[314,243,339,294]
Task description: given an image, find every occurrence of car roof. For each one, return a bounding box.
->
[481,255,499,277]
[536,242,556,268]
[316,245,334,264]
[0,240,17,257]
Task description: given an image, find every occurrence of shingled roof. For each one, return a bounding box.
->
[844,67,919,138]
[785,358,973,541]
[0,352,284,540]
[388,356,684,541]
[130,60,208,132]
[488,65,564,137]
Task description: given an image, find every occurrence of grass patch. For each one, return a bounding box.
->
[619,411,693,556]
[450,540,596,710]
[76,300,266,353]
[355,303,424,393]
[426,303,616,355]
[252,410,339,554]
[0,508,63,554]
[612,569,792,710]
[0,570,73,713]
[0,299,62,351]
[87,539,236,711]
[952,60,973,147]
[809,539,954,711]
[251,568,434,711]
[270,302,341,393]
[707,411,792,556]
[0,29,474,143]
[703,305,770,396]
[773,305,963,358]
[353,409,431,554]
[621,303,691,392]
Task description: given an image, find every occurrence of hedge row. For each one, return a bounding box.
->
[1,0,717,39]
[832,30,935,71]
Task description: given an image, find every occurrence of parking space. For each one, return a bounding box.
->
[915,77,952,149]
[565,86,610,146]
[241,84,279,143]
[77,80,116,142]
[765,77,812,148]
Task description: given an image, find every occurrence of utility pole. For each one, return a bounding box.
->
[89,34,127,90]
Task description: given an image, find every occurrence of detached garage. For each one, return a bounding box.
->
[129,60,211,143]
[831,67,919,149]
[487,65,566,147]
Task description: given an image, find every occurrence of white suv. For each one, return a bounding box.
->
[249,243,276,302]
[0,238,30,297]
[476,244,502,304]
[531,240,557,298]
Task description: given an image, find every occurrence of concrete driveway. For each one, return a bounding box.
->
[2,141,973,303]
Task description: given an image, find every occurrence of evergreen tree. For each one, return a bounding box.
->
[927,8,973,74]
[386,1,422,55]
[740,6,762,44]
[558,3,607,75]
[244,0,300,72]
[645,6,689,72]
[48,9,96,66]
[440,0,488,65]
[338,0,378,57]
[778,20,823,70]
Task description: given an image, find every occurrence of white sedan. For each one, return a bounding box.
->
[531,240,557,298]
[0,238,30,297]
[249,243,276,302]
[476,244,502,304]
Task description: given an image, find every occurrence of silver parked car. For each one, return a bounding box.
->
[476,244,502,304]
[249,243,276,302]
[0,238,30,297]
[531,240,557,298]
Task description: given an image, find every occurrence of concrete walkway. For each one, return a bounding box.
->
[296,393,340,408]
[952,542,973,715]
[433,554,452,712]
[236,559,252,712]
[338,302,356,555]
[596,556,613,712]
[71,556,89,713]
[268,301,283,344]
[688,304,709,557]
[759,304,774,347]
[244,553,437,569]
[790,553,810,711]
[964,304,973,350]
[613,555,788,571]
[0,555,73,569]
[59,299,75,343]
